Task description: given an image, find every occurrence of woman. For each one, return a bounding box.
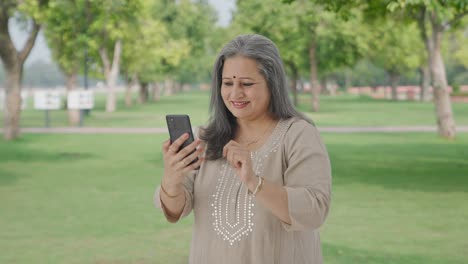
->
[155,34,332,263]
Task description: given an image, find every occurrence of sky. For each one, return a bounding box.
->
[9,0,235,66]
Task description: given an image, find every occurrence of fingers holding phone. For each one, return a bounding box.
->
[162,136,203,195]
[162,115,205,190]
[166,134,204,169]
[180,139,205,170]
[164,133,203,170]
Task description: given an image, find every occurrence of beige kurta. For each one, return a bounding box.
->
[154,117,332,264]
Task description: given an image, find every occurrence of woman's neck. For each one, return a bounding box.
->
[236,114,276,131]
[235,114,278,147]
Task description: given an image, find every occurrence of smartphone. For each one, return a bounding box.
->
[166,114,195,149]
[166,114,199,167]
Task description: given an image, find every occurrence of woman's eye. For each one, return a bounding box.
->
[243,83,254,87]
[223,82,233,86]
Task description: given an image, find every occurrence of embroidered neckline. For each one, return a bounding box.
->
[211,119,290,245]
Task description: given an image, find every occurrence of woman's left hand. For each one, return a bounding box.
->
[223,140,256,187]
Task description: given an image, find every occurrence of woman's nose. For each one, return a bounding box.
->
[231,82,243,97]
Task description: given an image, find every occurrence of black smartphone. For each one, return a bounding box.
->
[166,114,195,149]
[166,115,199,167]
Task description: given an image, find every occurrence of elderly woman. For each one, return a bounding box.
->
[155,34,332,264]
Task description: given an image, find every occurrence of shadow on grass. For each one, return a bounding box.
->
[0,138,95,163]
[323,243,461,264]
[0,144,95,186]
[0,168,20,186]
[327,141,468,193]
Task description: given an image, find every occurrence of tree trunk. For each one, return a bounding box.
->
[124,87,132,107]
[3,66,22,139]
[416,9,433,103]
[286,61,298,107]
[0,15,40,140]
[330,79,339,96]
[430,27,456,139]
[152,82,160,102]
[419,65,431,101]
[105,77,117,112]
[99,39,122,113]
[65,72,80,126]
[124,74,135,107]
[291,77,298,107]
[320,77,327,95]
[309,39,320,112]
[418,8,456,138]
[344,69,351,91]
[125,85,133,107]
[164,79,174,96]
[139,82,149,104]
[174,82,181,93]
[388,71,400,101]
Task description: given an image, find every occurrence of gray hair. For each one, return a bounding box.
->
[200,34,310,160]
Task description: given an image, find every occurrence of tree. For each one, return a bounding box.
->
[44,0,88,126]
[371,0,468,138]
[452,26,468,69]
[348,59,387,88]
[366,19,422,100]
[399,1,467,138]
[151,0,219,94]
[313,9,368,96]
[171,0,219,86]
[311,0,468,138]
[445,23,468,89]
[233,0,308,106]
[86,0,141,112]
[236,0,366,111]
[0,0,48,140]
[120,0,190,104]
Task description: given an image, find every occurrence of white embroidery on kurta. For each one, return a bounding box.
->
[211,120,289,246]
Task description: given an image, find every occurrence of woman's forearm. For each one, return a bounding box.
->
[160,183,186,219]
[247,177,291,225]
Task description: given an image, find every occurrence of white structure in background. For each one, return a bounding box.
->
[67,90,94,110]
[34,90,62,110]
[0,90,28,110]
[34,90,62,127]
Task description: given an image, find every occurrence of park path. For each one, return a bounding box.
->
[8,125,468,134]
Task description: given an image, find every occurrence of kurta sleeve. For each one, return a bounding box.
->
[154,126,201,223]
[281,120,332,231]
[154,170,197,223]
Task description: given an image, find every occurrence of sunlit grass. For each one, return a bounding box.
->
[4,90,468,128]
[1,133,467,263]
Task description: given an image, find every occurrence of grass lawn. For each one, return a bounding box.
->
[302,95,468,127]
[5,90,468,128]
[1,133,467,263]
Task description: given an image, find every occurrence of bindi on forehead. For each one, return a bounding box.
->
[222,75,255,80]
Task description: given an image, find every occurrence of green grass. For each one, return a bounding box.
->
[1,133,467,263]
[13,91,211,128]
[2,90,468,262]
[5,90,468,128]
[303,95,468,127]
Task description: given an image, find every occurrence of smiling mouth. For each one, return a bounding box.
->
[231,101,249,108]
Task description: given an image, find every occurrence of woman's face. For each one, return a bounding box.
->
[221,56,271,122]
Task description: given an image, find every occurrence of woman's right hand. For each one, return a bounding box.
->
[161,133,204,196]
